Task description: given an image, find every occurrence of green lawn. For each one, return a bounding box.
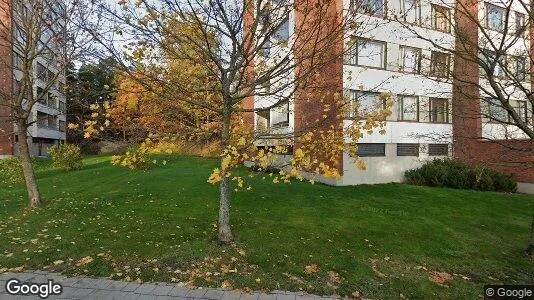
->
[0,155,533,298]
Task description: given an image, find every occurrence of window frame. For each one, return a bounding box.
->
[430,51,451,78]
[486,98,508,123]
[397,143,419,156]
[353,38,387,69]
[485,3,505,32]
[357,143,386,157]
[344,90,386,118]
[350,0,386,18]
[399,45,422,74]
[428,144,449,156]
[429,98,449,123]
[432,4,451,33]
[398,95,420,122]
[399,0,421,25]
[515,12,526,36]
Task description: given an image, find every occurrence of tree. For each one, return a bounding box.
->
[0,0,94,206]
[67,57,118,147]
[81,0,391,243]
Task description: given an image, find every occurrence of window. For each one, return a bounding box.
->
[428,144,448,156]
[59,101,66,113]
[399,46,421,73]
[400,0,420,24]
[398,95,419,121]
[482,50,506,77]
[59,120,66,132]
[345,38,386,69]
[397,143,419,156]
[256,109,270,131]
[37,112,48,128]
[36,63,47,81]
[486,98,508,122]
[260,14,271,58]
[429,98,449,123]
[515,56,526,81]
[430,51,450,78]
[515,12,525,36]
[432,5,450,33]
[514,100,528,123]
[273,14,289,42]
[351,0,384,17]
[344,90,384,117]
[271,101,289,128]
[47,93,56,108]
[37,87,46,104]
[357,143,385,157]
[486,3,504,32]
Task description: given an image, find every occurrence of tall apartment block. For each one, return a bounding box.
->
[0,0,67,158]
[247,0,534,192]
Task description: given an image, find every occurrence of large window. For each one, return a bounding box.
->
[429,98,449,123]
[345,38,386,69]
[486,3,504,32]
[398,95,419,121]
[399,45,421,73]
[397,143,419,156]
[351,0,384,17]
[432,5,450,33]
[400,0,420,24]
[486,98,508,122]
[357,143,386,157]
[430,51,450,78]
[344,90,384,117]
[428,144,448,156]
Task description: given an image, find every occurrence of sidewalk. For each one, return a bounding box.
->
[0,271,341,299]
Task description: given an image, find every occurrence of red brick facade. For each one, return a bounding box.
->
[452,0,534,184]
[0,0,13,156]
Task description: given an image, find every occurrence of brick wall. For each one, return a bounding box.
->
[452,0,534,184]
[0,1,13,156]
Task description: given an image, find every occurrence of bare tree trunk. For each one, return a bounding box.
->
[218,109,234,244]
[527,215,534,256]
[18,127,41,207]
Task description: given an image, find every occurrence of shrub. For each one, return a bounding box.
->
[405,158,517,193]
[48,144,83,171]
[0,157,25,185]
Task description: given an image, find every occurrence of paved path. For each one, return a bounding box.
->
[0,271,340,300]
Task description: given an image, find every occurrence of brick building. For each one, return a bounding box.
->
[0,0,67,158]
[245,0,533,193]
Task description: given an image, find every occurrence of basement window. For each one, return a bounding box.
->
[428,144,448,156]
[357,143,386,157]
[397,143,419,156]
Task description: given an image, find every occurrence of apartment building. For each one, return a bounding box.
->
[247,0,534,191]
[0,0,67,158]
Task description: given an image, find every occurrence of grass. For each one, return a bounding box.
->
[0,155,533,298]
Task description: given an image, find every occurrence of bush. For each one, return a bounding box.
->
[405,158,517,193]
[0,157,25,185]
[48,144,83,171]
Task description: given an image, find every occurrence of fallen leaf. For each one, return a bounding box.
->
[429,271,452,287]
[305,264,319,275]
[53,260,64,265]
[76,256,93,266]
[327,270,342,288]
